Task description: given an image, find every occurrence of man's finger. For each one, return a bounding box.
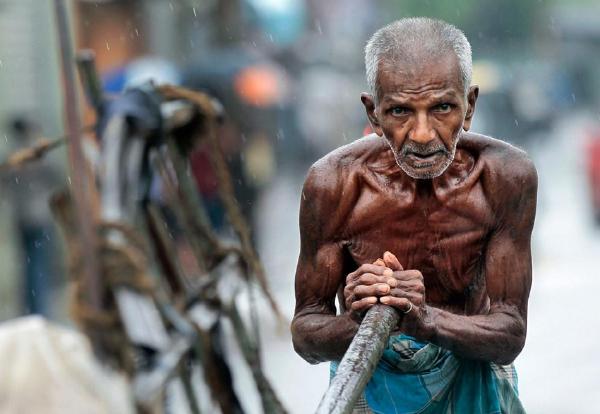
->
[373,258,385,266]
[351,296,378,311]
[358,274,390,285]
[357,263,393,276]
[387,281,424,295]
[344,293,354,309]
[380,295,411,311]
[386,278,398,288]
[390,269,423,281]
[389,290,423,305]
[383,251,403,271]
[354,283,390,298]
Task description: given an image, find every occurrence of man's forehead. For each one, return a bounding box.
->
[377,52,463,96]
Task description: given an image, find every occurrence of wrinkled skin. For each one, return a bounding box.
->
[291,52,537,366]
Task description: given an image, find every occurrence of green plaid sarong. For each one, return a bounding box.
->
[331,334,526,414]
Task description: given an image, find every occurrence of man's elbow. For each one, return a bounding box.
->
[493,325,526,365]
[291,318,322,365]
[493,347,522,365]
[292,338,321,365]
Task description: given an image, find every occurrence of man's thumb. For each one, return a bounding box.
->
[383,251,403,270]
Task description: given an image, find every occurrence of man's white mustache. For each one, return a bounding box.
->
[400,141,449,157]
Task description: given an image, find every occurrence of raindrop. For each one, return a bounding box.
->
[67,176,72,185]
[0,59,3,69]
[169,2,174,12]
[106,41,110,51]
[14,176,19,184]
[316,20,322,34]
[134,28,139,37]
[514,119,519,127]
[31,290,36,297]
[193,7,197,17]
[571,93,576,103]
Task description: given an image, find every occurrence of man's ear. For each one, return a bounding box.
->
[361,93,383,136]
[462,85,479,131]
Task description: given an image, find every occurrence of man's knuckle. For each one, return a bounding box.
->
[359,264,373,273]
[392,298,406,307]
[359,274,374,284]
[355,286,371,297]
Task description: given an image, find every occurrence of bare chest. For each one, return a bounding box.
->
[342,179,495,309]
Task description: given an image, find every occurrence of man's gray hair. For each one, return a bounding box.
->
[365,18,472,97]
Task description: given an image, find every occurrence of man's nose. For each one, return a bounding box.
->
[408,113,435,144]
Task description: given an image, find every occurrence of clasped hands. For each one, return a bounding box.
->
[344,251,427,336]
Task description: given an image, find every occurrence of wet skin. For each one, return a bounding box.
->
[291,53,537,366]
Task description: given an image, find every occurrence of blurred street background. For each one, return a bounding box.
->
[1,0,600,413]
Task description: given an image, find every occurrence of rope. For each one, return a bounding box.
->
[67,219,157,373]
[0,124,94,173]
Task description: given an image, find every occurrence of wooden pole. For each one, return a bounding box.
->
[53,0,102,311]
[315,305,400,414]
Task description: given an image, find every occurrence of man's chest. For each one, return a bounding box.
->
[341,181,495,301]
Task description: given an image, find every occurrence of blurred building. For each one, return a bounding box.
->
[0,0,64,320]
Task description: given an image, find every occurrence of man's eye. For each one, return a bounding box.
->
[433,103,453,113]
[390,107,410,116]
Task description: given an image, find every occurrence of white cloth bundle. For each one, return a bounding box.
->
[0,316,134,414]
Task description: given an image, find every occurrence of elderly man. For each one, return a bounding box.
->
[291,18,536,413]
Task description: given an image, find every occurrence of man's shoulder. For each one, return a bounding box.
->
[461,132,537,187]
[461,132,537,223]
[310,134,383,172]
[299,135,381,236]
[304,134,383,194]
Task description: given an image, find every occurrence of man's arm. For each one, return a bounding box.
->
[383,156,538,365]
[290,164,359,364]
[291,159,396,363]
